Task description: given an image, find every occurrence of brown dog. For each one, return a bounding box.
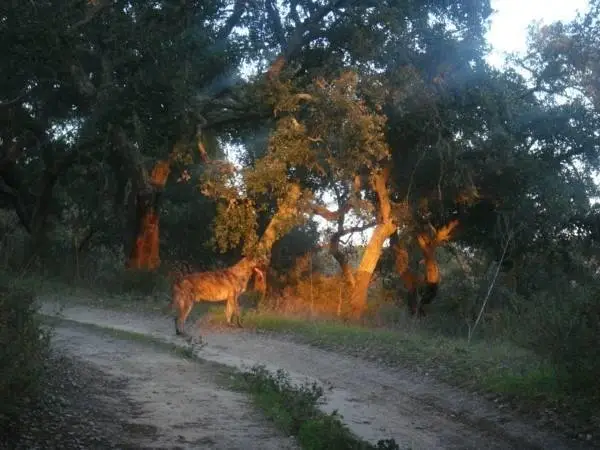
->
[170,257,264,336]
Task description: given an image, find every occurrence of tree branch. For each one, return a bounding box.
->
[110,125,151,192]
[0,93,26,108]
[289,0,301,26]
[70,0,112,31]
[217,0,246,41]
[371,167,392,223]
[267,0,354,79]
[265,0,287,48]
[308,202,352,221]
[0,141,22,172]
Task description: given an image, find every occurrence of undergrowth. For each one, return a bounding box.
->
[233,365,402,450]
[11,264,600,440]
[0,274,51,438]
[234,311,600,436]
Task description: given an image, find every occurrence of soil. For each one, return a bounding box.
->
[39,299,597,450]
[4,320,298,450]
[1,350,146,450]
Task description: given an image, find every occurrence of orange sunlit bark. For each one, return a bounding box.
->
[392,219,459,316]
[349,169,396,319]
[266,55,286,81]
[126,160,171,270]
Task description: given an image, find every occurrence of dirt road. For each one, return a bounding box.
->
[41,300,593,450]
[49,322,298,450]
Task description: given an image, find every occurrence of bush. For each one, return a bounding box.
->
[101,269,171,297]
[512,284,600,396]
[263,274,350,318]
[0,278,51,435]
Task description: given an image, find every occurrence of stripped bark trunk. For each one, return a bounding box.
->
[390,234,422,315]
[392,219,459,316]
[125,160,170,270]
[350,221,396,318]
[255,183,303,261]
[348,169,396,319]
[307,170,395,319]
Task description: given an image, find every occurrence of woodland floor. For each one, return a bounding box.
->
[37,297,597,450]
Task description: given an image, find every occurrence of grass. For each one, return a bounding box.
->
[236,312,581,414]
[43,314,404,450]
[233,366,403,450]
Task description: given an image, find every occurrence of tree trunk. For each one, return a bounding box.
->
[255,184,302,261]
[349,221,396,318]
[390,238,423,315]
[328,226,357,289]
[394,219,459,316]
[125,160,170,270]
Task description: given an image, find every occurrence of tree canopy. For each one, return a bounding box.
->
[1,0,599,317]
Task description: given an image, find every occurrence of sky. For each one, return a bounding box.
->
[485,0,589,68]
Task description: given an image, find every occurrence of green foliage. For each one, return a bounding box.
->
[102,270,171,298]
[211,200,259,255]
[270,224,320,273]
[237,365,401,450]
[522,0,600,108]
[160,182,219,267]
[509,275,600,398]
[250,72,392,194]
[0,277,51,435]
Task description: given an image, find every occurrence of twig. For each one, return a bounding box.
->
[468,229,513,343]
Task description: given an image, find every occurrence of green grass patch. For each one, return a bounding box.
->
[237,312,591,415]
[232,365,402,450]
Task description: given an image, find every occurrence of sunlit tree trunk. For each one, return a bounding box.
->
[350,221,396,318]
[126,160,170,270]
[348,169,396,319]
[391,220,459,316]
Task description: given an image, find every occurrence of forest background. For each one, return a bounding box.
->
[1,0,599,441]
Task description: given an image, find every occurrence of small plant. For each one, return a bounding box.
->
[237,364,402,450]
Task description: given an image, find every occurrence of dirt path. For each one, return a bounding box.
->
[41,300,593,450]
[49,321,298,450]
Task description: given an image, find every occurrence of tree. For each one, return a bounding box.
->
[199,0,502,318]
[0,0,248,267]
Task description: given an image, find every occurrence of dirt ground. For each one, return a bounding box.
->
[2,349,149,450]
[40,299,596,450]
[43,322,298,450]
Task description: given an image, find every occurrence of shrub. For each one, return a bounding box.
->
[0,277,51,435]
[263,274,350,318]
[103,269,171,297]
[238,365,401,450]
[512,284,600,397]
